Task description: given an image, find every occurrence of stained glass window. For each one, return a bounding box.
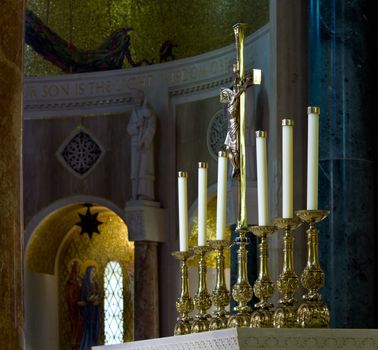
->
[104,261,124,345]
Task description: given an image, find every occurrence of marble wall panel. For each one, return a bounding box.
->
[0,0,25,348]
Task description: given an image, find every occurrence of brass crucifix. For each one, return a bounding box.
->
[220,23,261,230]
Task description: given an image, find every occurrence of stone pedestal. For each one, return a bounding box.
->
[125,200,166,340]
[94,328,378,350]
[0,1,25,349]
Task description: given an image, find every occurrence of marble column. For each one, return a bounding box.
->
[309,0,376,327]
[134,241,159,340]
[124,200,166,339]
[0,0,25,348]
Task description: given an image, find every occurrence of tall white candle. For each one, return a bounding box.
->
[198,162,208,246]
[282,119,294,218]
[307,106,320,210]
[178,171,188,251]
[216,152,228,240]
[256,131,269,226]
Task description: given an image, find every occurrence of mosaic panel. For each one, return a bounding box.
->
[25,0,269,76]
[58,212,134,350]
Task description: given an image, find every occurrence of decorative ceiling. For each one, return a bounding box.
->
[25,0,269,76]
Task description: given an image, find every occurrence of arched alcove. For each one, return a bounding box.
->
[24,200,134,350]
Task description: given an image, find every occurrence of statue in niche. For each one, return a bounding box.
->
[78,265,100,350]
[65,260,84,349]
[221,67,253,179]
[127,96,156,201]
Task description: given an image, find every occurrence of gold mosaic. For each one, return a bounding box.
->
[25,0,269,76]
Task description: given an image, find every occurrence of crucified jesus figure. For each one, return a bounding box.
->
[221,73,253,180]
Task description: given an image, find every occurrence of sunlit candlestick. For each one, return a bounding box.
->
[178,171,188,251]
[307,107,320,210]
[198,162,208,246]
[256,131,268,226]
[216,152,228,240]
[282,119,294,218]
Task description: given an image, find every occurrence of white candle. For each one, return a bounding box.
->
[198,162,208,246]
[216,152,228,240]
[307,106,320,210]
[256,131,269,225]
[282,119,294,218]
[178,171,188,251]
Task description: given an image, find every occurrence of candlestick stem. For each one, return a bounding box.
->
[272,217,302,328]
[228,228,253,328]
[191,246,212,333]
[249,225,276,328]
[172,251,194,335]
[296,209,330,328]
[208,240,231,330]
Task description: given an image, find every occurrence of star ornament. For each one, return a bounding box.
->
[76,204,103,239]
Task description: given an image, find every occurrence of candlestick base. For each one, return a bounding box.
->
[250,309,274,328]
[191,246,212,333]
[297,301,330,328]
[272,217,302,328]
[208,240,232,331]
[296,210,330,328]
[249,225,276,328]
[172,251,194,335]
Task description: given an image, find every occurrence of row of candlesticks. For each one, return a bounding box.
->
[172,206,329,333]
[173,106,330,332]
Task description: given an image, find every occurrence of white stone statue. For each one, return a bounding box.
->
[127,98,156,201]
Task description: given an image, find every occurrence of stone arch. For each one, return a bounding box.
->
[24,197,134,350]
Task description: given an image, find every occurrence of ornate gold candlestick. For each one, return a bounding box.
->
[249,225,276,328]
[296,209,330,328]
[191,246,212,333]
[208,240,232,330]
[228,228,253,328]
[172,251,194,335]
[272,217,302,328]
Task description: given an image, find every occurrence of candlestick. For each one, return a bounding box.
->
[296,209,330,328]
[208,239,232,330]
[228,227,253,328]
[272,217,302,328]
[172,251,194,335]
[191,246,212,333]
[216,152,228,240]
[178,171,189,251]
[249,225,276,328]
[306,107,320,210]
[256,131,268,225]
[198,162,208,246]
[282,119,294,218]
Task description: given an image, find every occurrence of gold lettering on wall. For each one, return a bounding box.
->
[25,76,153,100]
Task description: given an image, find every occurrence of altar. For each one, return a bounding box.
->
[94,328,378,350]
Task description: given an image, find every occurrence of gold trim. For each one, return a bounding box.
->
[256,130,267,138]
[218,151,227,158]
[198,162,208,169]
[178,171,188,178]
[282,119,294,126]
[307,106,320,115]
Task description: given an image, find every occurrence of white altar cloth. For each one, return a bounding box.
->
[94,328,378,350]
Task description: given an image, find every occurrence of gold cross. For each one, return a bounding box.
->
[220,23,262,230]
